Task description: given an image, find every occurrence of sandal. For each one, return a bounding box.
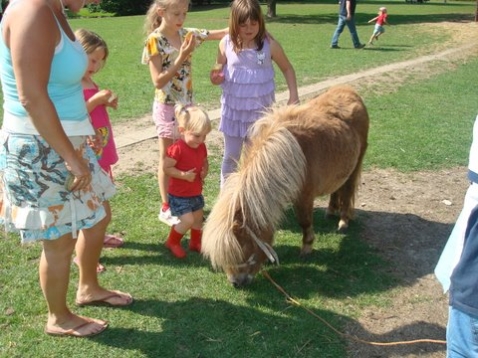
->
[76,290,133,307]
[103,234,124,248]
[45,318,108,337]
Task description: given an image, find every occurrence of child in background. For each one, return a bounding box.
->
[367,7,389,45]
[163,104,211,258]
[210,0,299,186]
[75,28,123,272]
[141,0,227,227]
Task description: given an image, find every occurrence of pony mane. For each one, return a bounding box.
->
[202,107,307,270]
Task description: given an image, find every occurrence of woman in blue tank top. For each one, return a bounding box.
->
[0,0,132,337]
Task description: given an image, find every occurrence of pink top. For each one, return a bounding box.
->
[83,85,119,172]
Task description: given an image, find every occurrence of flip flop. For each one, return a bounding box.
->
[76,291,134,307]
[103,234,124,248]
[45,320,108,338]
[72,256,106,274]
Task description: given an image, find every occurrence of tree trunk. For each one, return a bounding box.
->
[475,0,478,22]
[266,0,277,18]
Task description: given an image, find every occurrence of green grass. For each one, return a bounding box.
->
[45,0,476,122]
[1,1,477,357]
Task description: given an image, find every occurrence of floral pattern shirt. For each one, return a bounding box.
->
[142,27,209,105]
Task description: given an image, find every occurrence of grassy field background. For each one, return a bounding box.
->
[62,0,475,120]
[1,1,477,357]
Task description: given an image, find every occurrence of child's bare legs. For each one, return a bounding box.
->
[368,33,375,44]
[158,137,172,206]
[158,137,179,225]
[75,213,132,306]
[41,234,107,336]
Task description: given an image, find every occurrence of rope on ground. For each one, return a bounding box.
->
[262,270,446,346]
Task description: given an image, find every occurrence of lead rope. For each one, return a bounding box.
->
[262,270,446,346]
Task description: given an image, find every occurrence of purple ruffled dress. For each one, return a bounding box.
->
[219,35,275,138]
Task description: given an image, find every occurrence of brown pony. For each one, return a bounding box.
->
[202,85,369,287]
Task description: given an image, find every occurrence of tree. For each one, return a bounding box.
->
[475,0,478,22]
[93,0,150,16]
[266,0,277,18]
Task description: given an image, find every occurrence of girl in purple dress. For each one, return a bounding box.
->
[210,0,299,186]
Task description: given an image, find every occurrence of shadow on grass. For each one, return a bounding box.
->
[91,296,445,357]
[265,205,451,295]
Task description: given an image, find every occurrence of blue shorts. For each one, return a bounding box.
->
[168,194,204,217]
[373,24,385,36]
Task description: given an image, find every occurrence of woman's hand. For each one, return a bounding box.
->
[65,154,92,191]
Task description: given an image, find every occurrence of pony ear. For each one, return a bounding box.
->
[232,220,242,232]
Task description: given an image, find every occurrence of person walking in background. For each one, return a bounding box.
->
[330,0,365,49]
[75,28,124,273]
[0,0,132,338]
[141,0,227,227]
[434,115,478,356]
[163,104,211,258]
[367,7,389,45]
[210,0,299,186]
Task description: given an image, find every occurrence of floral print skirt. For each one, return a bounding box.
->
[0,132,115,243]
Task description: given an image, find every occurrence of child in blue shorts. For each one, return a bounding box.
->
[163,104,212,258]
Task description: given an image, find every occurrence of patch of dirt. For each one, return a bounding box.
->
[112,21,478,357]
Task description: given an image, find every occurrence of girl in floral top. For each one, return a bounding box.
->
[141,0,226,227]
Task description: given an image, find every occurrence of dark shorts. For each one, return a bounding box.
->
[168,194,204,217]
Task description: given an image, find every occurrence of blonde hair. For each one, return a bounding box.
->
[144,0,190,35]
[75,28,109,61]
[175,104,212,134]
[229,0,266,52]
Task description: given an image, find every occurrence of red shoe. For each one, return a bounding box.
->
[189,240,201,252]
[165,241,187,259]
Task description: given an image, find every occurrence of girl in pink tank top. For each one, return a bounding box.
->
[75,28,124,272]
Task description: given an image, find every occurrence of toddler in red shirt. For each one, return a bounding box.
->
[163,104,212,258]
[368,7,389,45]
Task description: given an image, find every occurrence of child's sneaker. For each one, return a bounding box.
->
[158,208,180,226]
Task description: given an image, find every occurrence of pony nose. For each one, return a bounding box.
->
[230,274,253,288]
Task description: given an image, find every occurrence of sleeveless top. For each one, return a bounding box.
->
[0,0,92,135]
[219,35,275,138]
[83,85,119,169]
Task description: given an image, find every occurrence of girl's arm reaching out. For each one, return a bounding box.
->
[270,39,299,105]
[206,27,229,41]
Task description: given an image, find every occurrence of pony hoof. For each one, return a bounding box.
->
[337,220,348,232]
[300,246,313,256]
[325,210,337,219]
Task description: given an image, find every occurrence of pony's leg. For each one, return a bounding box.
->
[326,192,340,218]
[294,197,315,256]
[329,154,366,232]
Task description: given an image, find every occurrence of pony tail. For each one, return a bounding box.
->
[144,3,163,35]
